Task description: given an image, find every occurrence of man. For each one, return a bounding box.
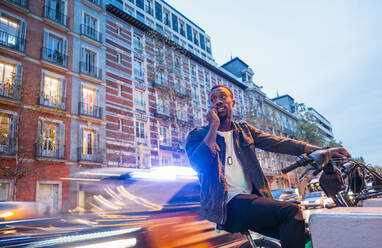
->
[185,85,350,248]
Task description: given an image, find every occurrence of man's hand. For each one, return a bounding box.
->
[206,108,220,128]
[327,147,351,160]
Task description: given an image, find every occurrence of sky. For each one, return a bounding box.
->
[170,0,382,165]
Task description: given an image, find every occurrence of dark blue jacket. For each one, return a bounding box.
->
[185,120,307,225]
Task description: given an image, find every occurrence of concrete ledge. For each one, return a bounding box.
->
[309,207,382,248]
[361,198,382,207]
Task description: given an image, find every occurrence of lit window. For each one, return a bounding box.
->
[83,129,95,155]
[159,126,167,144]
[42,121,58,154]
[0,113,11,149]
[0,15,19,46]
[0,62,16,97]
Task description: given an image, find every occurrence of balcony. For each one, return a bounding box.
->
[154,104,171,119]
[152,75,168,89]
[85,0,102,8]
[39,93,66,110]
[80,24,102,43]
[0,31,25,52]
[43,5,70,28]
[41,47,68,68]
[78,147,103,163]
[0,80,20,100]
[134,99,146,111]
[79,102,102,119]
[79,62,102,80]
[36,143,65,159]
[0,144,15,155]
[174,84,189,98]
[134,69,144,81]
[5,0,29,10]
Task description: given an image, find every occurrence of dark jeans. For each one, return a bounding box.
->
[221,194,307,248]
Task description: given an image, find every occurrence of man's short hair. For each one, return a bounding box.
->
[209,85,234,99]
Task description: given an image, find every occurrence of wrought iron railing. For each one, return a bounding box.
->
[78,147,103,163]
[0,80,19,100]
[39,93,66,110]
[41,47,68,67]
[36,143,65,159]
[78,102,102,119]
[80,24,102,43]
[43,5,70,27]
[79,61,102,79]
[0,31,25,52]
[6,0,29,9]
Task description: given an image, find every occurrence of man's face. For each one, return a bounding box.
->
[209,87,235,120]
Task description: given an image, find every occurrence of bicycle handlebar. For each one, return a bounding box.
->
[281,154,313,174]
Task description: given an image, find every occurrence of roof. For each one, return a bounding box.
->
[220,57,249,68]
[272,94,295,102]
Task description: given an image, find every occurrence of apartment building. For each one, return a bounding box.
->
[0,0,75,212]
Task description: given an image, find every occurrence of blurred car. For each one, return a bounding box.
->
[0,201,42,221]
[271,188,300,204]
[0,166,249,248]
[302,191,334,209]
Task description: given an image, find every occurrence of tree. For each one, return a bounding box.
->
[295,113,326,147]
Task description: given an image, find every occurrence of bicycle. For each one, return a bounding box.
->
[281,149,382,208]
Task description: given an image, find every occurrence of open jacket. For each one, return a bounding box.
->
[185,120,307,225]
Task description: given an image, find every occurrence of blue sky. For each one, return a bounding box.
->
[170,0,382,165]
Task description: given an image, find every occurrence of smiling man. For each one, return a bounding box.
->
[185,85,350,248]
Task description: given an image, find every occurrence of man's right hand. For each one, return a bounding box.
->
[206,108,220,127]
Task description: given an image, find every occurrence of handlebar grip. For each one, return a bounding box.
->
[281,161,300,174]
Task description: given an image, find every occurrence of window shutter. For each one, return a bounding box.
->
[40,71,45,104]
[78,128,83,160]
[43,30,49,49]
[19,20,26,52]
[63,39,68,66]
[96,88,101,118]
[80,84,84,114]
[10,115,18,154]
[61,77,66,109]
[36,120,43,156]
[58,123,65,159]
[15,64,23,100]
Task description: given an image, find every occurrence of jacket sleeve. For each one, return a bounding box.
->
[185,128,217,174]
[246,122,307,156]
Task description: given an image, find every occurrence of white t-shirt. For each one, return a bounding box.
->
[217,130,252,202]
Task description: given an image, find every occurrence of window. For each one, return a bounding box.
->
[133,59,144,79]
[156,23,163,34]
[117,53,121,64]
[81,48,98,78]
[0,13,26,52]
[177,103,187,121]
[37,119,64,158]
[206,39,211,54]
[146,18,154,28]
[0,112,16,154]
[136,0,144,10]
[43,31,68,67]
[191,86,199,103]
[83,13,99,41]
[157,97,167,113]
[118,84,122,96]
[193,30,199,46]
[40,72,66,109]
[145,0,153,15]
[155,71,166,85]
[205,72,210,84]
[179,21,185,37]
[190,65,196,78]
[133,35,143,51]
[193,109,202,125]
[118,119,123,131]
[171,13,178,32]
[117,26,121,35]
[44,0,68,26]
[124,4,134,16]
[134,89,146,109]
[83,129,95,155]
[80,86,100,118]
[188,44,194,53]
[199,33,205,50]
[135,121,145,139]
[0,61,19,99]
[155,1,162,21]
[136,11,145,23]
[174,56,181,71]
[159,126,167,144]
[163,10,170,26]
[186,24,192,41]
[0,181,11,201]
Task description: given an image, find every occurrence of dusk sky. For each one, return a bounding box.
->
[170,0,382,166]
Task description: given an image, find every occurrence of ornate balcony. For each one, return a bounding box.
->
[80,24,102,43]
[78,147,103,163]
[39,93,66,110]
[78,102,102,119]
[0,31,25,52]
[0,80,20,100]
[41,47,68,68]
[36,143,65,159]
[43,5,70,28]
[79,62,102,80]
[5,0,29,9]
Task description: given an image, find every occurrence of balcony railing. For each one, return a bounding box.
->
[0,31,25,52]
[43,5,70,28]
[0,80,19,100]
[36,143,65,159]
[78,102,102,119]
[0,144,16,155]
[39,93,66,110]
[80,24,102,43]
[153,75,168,88]
[79,62,102,79]
[5,0,29,9]
[134,100,146,110]
[41,47,68,67]
[176,111,188,121]
[78,147,103,163]
[134,69,144,80]
[86,0,102,8]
